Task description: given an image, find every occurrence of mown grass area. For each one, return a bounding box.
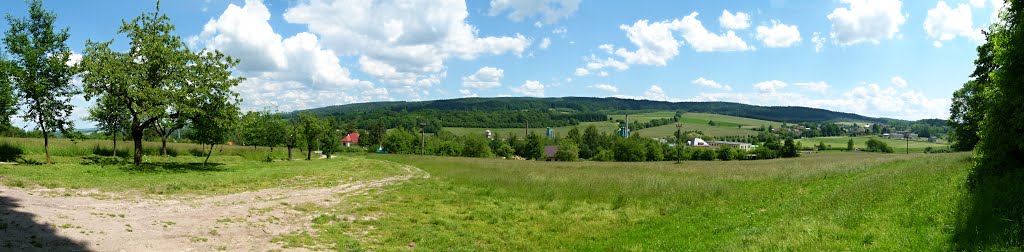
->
[0,137,405,195]
[796,136,949,153]
[635,121,759,137]
[277,152,985,250]
[610,112,782,129]
[443,121,619,137]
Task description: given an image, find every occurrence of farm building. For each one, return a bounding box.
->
[709,141,754,151]
[687,138,711,147]
[341,132,360,146]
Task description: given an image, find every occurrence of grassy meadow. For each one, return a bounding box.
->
[635,122,759,137]
[796,136,950,153]
[0,136,1016,250]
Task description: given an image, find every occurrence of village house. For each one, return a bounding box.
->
[341,132,360,147]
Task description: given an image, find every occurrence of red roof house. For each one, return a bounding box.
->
[341,132,360,146]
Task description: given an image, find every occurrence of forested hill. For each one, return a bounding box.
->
[295,97,889,129]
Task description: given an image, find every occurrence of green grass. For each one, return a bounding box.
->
[635,122,760,137]
[0,137,406,195]
[796,136,949,153]
[443,121,620,137]
[271,152,976,250]
[608,111,678,123]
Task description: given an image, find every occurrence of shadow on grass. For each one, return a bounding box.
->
[119,162,227,173]
[952,166,1024,250]
[0,195,90,250]
[0,142,23,162]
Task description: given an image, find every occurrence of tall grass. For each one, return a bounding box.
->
[282,152,976,250]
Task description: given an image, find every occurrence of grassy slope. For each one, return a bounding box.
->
[281,152,974,251]
[796,136,949,153]
[611,112,783,129]
[0,137,405,195]
[635,122,759,137]
[443,121,619,137]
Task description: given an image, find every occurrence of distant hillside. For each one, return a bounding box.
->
[298,97,888,125]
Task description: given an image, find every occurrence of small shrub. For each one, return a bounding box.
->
[591,148,615,162]
[81,154,128,166]
[0,142,23,162]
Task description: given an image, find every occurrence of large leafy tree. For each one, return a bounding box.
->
[80,3,241,165]
[297,112,327,160]
[949,31,998,151]
[0,55,18,127]
[3,0,79,164]
[974,1,1024,173]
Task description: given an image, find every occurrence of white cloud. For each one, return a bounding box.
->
[692,77,732,91]
[552,27,568,35]
[689,82,950,120]
[755,20,802,48]
[598,44,614,54]
[924,1,984,45]
[583,54,629,71]
[574,68,590,76]
[511,80,545,97]
[590,83,619,93]
[613,12,753,66]
[193,0,379,111]
[458,89,479,97]
[812,32,826,52]
[644,85,670,101]
[891,76,908,87]
[283,0,530,90]
[489,0,581,25]
[597,71,609,77]
[66,52,82,67]
[753,80,787,93]
[827,0,907,46]
[462,67,504,89]
[970,0,986,8]
[933,41,944,47]
[539,37,552,49]
[794,81,831,93]
[719,10,751,30]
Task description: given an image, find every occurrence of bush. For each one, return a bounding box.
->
[462,135,493,158]
[555,140,579,161]
[614,138,647,162]
[865,138,894,153]
[645,141,664,161]
[383,128,419,154]
[429,140,463,157]
[717,146,737,161]
[591,148,615,162]
[494,141,514,158]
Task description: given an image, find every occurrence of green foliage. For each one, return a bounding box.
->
[645,141,664,161]
[3,0,80,163]
[781,138,800,158]
[461,135,492,158]
[382,128,418,154]
[524,133,545,160]
[555,139,579,161]
[816,141,828,151]
[847,138,855,151]
[971,2,1024,175]
[319,131,340,159]
[494,141,514,158]
[865,138,894,153]
[591,148,614,162]
[614,137,647,162]
[429,140,463,157]
[297,112,327,160]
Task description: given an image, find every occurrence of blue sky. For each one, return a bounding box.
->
[0,0,1004,128]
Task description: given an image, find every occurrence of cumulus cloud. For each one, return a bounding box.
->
[612,12,752,66]
[511,80,545,97]
[812,32,826,52]
[489,0,581,25]
[827,0,906,46]
[692,77,732,91]
[644,85,670,101]
[583,54,629,71]
[458,89,479,97]
[755,20,802,48]
[590,83,619,93]
[597,71,609,77]
[891,76,908,87]
[719,10,751,30]
[462,67,504,89]
[539,37,552,49]
[924,1,984,46]
[793,81,831,93]
[192,0,378,111]
[689,82,950,120]
[753,80,787,93]
[283,0,530,90]
[574,68,590,76]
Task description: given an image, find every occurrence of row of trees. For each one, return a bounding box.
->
[0,1,243,165]
[376,124,802,162]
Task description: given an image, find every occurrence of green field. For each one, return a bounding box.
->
[635,122,760,137]
[443,121,619,137]
[0,137,1016,250]
[611,112,783,129]
[797,136,949,153]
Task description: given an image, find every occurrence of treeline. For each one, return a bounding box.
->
[306,109,607,133]
[375,124,802,162]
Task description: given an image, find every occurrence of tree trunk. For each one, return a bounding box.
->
[204,144,214,165]
[43,130,51,164]
[287,146,293,160]
[132,126,144,166]
[160,135,168,157]
[307,146,312,160]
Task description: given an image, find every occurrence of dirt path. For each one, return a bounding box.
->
[0,165,426,251]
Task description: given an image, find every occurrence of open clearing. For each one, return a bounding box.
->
[0,141,1009,250]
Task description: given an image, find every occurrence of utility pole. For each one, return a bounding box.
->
[676,123,683,164]
[906,134,910,154]
[420,122,427,155]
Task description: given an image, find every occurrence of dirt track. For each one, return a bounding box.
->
[0,165,425,251]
